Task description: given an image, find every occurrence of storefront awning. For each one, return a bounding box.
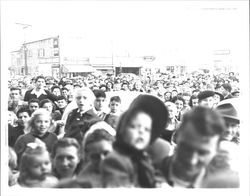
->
[63,64,96,73]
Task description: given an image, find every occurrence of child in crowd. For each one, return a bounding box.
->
[161,102,179,145]
[56,95,68,115]
[17,142,58,187]
[28,98,40,114]
[100,94,168,188]
[61,87,70,102]
[39,99,63,136]
[64,88,101,144]
[39,99,62,121]
[9,108,31,147]
[14,109,58,162]
[104,96,122,129]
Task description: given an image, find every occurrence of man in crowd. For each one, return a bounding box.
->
[8,87,27,114]
[93,90,107,120]
[216,99,240,144]
[161,106,226,188]
[24,75,58,102]
[219,83,234,100]
[28,98,40,114]
[197,90,215,108]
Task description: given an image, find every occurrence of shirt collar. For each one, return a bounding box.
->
[31,88,47,95]
[76,107,93,115]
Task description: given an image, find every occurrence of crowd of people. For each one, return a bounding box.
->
[7,70,240,188]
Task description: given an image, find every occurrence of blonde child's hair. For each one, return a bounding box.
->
[25,108,52,134]
[18,142,50,184]
[73,87,95,105]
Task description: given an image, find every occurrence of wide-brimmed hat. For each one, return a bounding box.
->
[216,100,239,123]
[116,94,169,143]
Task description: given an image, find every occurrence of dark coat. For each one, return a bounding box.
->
[14,132,58,161]
[8,124,25,148]
[24,89,58,102]
[100,149,139,187]
[77,163,102,188]
[64,108,101,143]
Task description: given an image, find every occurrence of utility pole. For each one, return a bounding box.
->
[15,23,32,75]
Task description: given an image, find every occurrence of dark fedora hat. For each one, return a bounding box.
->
[216,102,239,123]
[116,94,169,143]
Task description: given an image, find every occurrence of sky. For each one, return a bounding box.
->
[1,0,249,69]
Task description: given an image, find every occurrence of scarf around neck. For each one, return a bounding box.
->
[113,141,156,188]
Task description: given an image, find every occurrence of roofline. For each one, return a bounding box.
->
[24,36,59,45]
[11,50,21,53]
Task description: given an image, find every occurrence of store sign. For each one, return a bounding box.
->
[143,56,155,62]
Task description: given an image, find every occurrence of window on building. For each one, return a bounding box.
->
[53,38,58,48]
[38,49,45,57]
[54,49,59,56]
[28,50,32,57]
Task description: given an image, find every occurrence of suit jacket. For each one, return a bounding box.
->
[24,89,58,102]
[64,108,101,143]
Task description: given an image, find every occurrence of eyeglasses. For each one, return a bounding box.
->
[89,150,110,160]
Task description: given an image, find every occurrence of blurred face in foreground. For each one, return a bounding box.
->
[86,140,113,171]
[123,112,152,150]
[173,122,219,181]
[199,97,214,108]
[29,151,52,180]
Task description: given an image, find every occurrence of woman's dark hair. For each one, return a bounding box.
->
[189,94,198,107]
[35,75,46,83]
[39,99,56,112]
[51,85,61,93]
[28,98,40,105]
[171,95,185,104]
[17,107,32,118]
[51,138,80,158]
[84,129,114,153]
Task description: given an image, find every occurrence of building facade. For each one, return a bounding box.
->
[10,36,60,78]
[10,35,187,78]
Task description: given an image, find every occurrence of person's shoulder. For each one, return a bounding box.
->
[17,132,33,140]
[160,155,173,174]
[67,108,78,117]
[104,149,133,167]
[47,132,58,139]
[26,88,33,92]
